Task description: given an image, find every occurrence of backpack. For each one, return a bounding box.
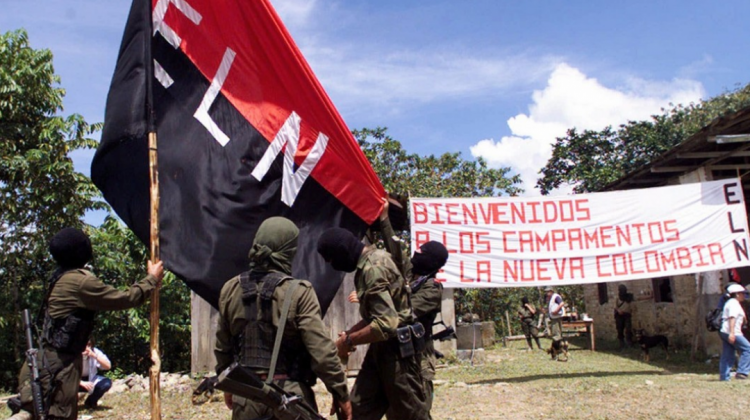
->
[706,299,726,332]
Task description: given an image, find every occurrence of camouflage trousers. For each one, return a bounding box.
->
[549,317,563,342]
[18,348,81,420]
[353,341,429,420]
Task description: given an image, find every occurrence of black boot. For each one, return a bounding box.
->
[7,396,21,414]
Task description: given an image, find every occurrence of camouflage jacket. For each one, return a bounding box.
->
[380,217,442,325]
[354,247,413,342]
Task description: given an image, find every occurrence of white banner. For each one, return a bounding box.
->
[410,179,750,288]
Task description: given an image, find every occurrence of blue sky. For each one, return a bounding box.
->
[3,0,749,212]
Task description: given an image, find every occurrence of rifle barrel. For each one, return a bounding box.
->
[23,309,34,350]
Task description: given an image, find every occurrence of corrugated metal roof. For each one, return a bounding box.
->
[603,106,750,192]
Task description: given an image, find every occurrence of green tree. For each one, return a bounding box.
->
[537,83,750,194]
[355,127,522,198]
[0,29,104,386]
[89,216,191,376]
[0,29,192,389]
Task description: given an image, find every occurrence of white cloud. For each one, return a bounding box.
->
[269,0,317,27]
[326,51,557,105]
[300,44,562,119]
[267,1,562,118]
[470,63,705,196]
[677,55,715,79]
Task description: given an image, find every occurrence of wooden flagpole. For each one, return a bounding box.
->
[148,131,161,419]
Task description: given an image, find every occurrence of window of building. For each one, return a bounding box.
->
[597,283,608,305]
[651,277,673,303]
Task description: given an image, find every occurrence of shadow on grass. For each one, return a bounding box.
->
[504,335,715,375]
[471,370,664,385]
[79,404,113,412]
[569,336,716,375]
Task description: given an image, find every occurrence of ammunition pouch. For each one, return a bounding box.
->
[396,325,414,358]
[410,323,426,354]
[394,322,426,358]
[44,309,95,354]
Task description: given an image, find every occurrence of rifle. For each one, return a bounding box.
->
[216,362,325,420]
[23,308,46,420]
[432,321,456,342]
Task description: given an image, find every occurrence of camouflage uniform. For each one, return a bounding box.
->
[18,269,157,420]
[614,292,633,349]
[381,218,442,416]
[518,302,542,349]
[349,247,428,420]
[215,217,348,420]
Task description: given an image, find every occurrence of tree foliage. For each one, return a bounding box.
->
[355,127,522,198]
[0,29,191,389]
[0,29,105,386]
[89,216,191,377]
[537,83,750,194]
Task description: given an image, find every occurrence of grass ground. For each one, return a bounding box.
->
[2,337,747,419]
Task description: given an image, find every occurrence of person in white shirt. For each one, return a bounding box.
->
[79,341,112,408]
[545,286,565,343]
[719,283,750,381]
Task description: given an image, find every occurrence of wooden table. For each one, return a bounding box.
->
[562,319,595,351]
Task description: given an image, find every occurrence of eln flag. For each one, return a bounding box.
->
[92,0,385,312]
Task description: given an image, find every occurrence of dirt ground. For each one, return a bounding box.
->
[2,338,748,420]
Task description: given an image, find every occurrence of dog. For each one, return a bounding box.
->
[634,329,669,362]
[191,375,219,405]
[547,339,569,362]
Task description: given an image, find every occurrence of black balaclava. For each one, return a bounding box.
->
[618,284,633,303]
[49,227,92,269]
[317,228,364,273]
[521,296,529,305]
[411,241,449,276]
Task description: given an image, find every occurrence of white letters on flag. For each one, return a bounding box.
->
[251,111,330,206]
[411,179,750,288]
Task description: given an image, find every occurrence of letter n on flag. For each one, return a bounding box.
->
[91,0,385,312]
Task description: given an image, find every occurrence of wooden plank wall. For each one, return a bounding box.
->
[191,275,456,374]
[191,292,218,375]
[322,272,368,371]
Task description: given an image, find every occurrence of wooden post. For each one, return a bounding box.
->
[148,131,161,419]
[191,292,218,374]
[505,310,512,336]
[691,273,704,361]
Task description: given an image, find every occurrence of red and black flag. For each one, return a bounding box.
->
[92,0,385,312]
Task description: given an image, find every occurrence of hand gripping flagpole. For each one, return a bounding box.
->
[149,131,162,419]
